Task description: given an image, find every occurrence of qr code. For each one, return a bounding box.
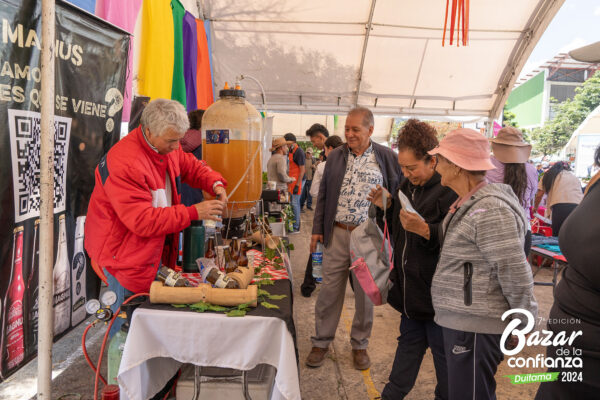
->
[8,109,72,222]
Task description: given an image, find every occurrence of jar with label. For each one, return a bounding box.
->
[201,266,239,289]
[157,266,190,287]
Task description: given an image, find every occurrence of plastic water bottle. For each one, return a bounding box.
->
[312,242,323,283]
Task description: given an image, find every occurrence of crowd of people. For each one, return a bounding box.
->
[83,98,599,399]
[291,108,595,399]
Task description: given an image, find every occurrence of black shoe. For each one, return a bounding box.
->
[307,206,313,210]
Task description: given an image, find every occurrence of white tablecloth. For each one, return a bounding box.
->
[118,307,300,400]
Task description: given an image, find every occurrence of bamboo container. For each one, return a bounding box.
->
[226,266,255,289]
[249,231,280,249]
[149,281,258,307]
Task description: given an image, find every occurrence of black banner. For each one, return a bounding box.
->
[0,0,129,380]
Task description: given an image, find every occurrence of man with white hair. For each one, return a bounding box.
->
[85,98,227,335]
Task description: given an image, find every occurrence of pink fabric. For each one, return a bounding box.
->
[95,0,143,122]
[493,121,502,137]
[428,128,495,171]
[351,258,383,305]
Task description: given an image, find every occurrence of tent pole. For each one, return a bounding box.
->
[354,0,377,107]
[488,0,564,120]
[38,0,55,398]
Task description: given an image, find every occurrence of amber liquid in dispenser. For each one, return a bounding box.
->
[202,140,262,214]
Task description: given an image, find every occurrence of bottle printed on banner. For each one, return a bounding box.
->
[26,219,40,356]
[71,216,87,326]
[3,226,26,372]
[312,242,323,283]
[53,215,71,336]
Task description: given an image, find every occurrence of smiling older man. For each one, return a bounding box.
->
[307,107,402,370]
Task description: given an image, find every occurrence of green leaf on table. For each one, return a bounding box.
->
[190,301,209,312]
[257,289,270,297]
[260,301,280,309]
[272,262,284,271]
[226,309,247,317]
[267,294,287,300]
[260,272,272,279]
[287,243,295,251]
[237,302,251,310]
[207,304,228,312]
[256,279,274,286]
[171,304,188,308]
[264,248,276,260]
[254,266,262,274]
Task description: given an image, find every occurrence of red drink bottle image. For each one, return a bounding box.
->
[3,226,25,372]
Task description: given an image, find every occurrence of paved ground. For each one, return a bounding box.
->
[0,208,558,399]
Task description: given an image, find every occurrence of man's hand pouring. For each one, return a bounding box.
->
[194,199,226,221]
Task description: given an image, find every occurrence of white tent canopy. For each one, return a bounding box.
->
[199,0,564,123]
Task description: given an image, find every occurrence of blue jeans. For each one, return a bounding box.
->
[382,316,448,400]
[104,268,133,339]
[291,193,301,231]
[300,179,313,209]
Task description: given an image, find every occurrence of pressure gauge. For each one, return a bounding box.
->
[85,299,101,315]
[100,290,117,307]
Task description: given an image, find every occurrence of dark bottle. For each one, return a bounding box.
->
[204,236,216,259]
[157,266,190,287]
[243,215,252,238]
[237,241,249,268]
[262,214,273,235]
[249,212,260,233]
[201,267,239,289]
[230,237,240,262]
[26,219,40,356]
[223,247,238,274]
[3,226,25,372]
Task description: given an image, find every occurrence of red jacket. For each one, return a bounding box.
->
[84,127,226,293]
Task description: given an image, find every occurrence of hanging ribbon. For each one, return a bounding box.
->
[442,0,469,46]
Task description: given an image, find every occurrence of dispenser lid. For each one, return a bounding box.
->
[219,82,245,98]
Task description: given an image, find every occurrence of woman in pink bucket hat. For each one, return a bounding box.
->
[486,127,538,255]
[427,128,537,400]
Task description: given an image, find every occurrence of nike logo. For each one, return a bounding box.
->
[452,345,471,355]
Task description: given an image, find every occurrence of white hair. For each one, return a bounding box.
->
[141,99,189,136]
[348,106,374,128]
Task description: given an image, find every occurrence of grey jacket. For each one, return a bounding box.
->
[267,153,294,190]
[312,142,402,247]
[432,183,538,334]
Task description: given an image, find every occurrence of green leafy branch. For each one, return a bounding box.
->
[170,288,287,317]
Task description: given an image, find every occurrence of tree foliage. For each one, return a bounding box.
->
[530,71,600,155]
[502,107,519,128]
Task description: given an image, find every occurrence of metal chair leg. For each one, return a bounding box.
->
[552,262,559,295]
[242,370,252,400]
[192,366,201,400]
